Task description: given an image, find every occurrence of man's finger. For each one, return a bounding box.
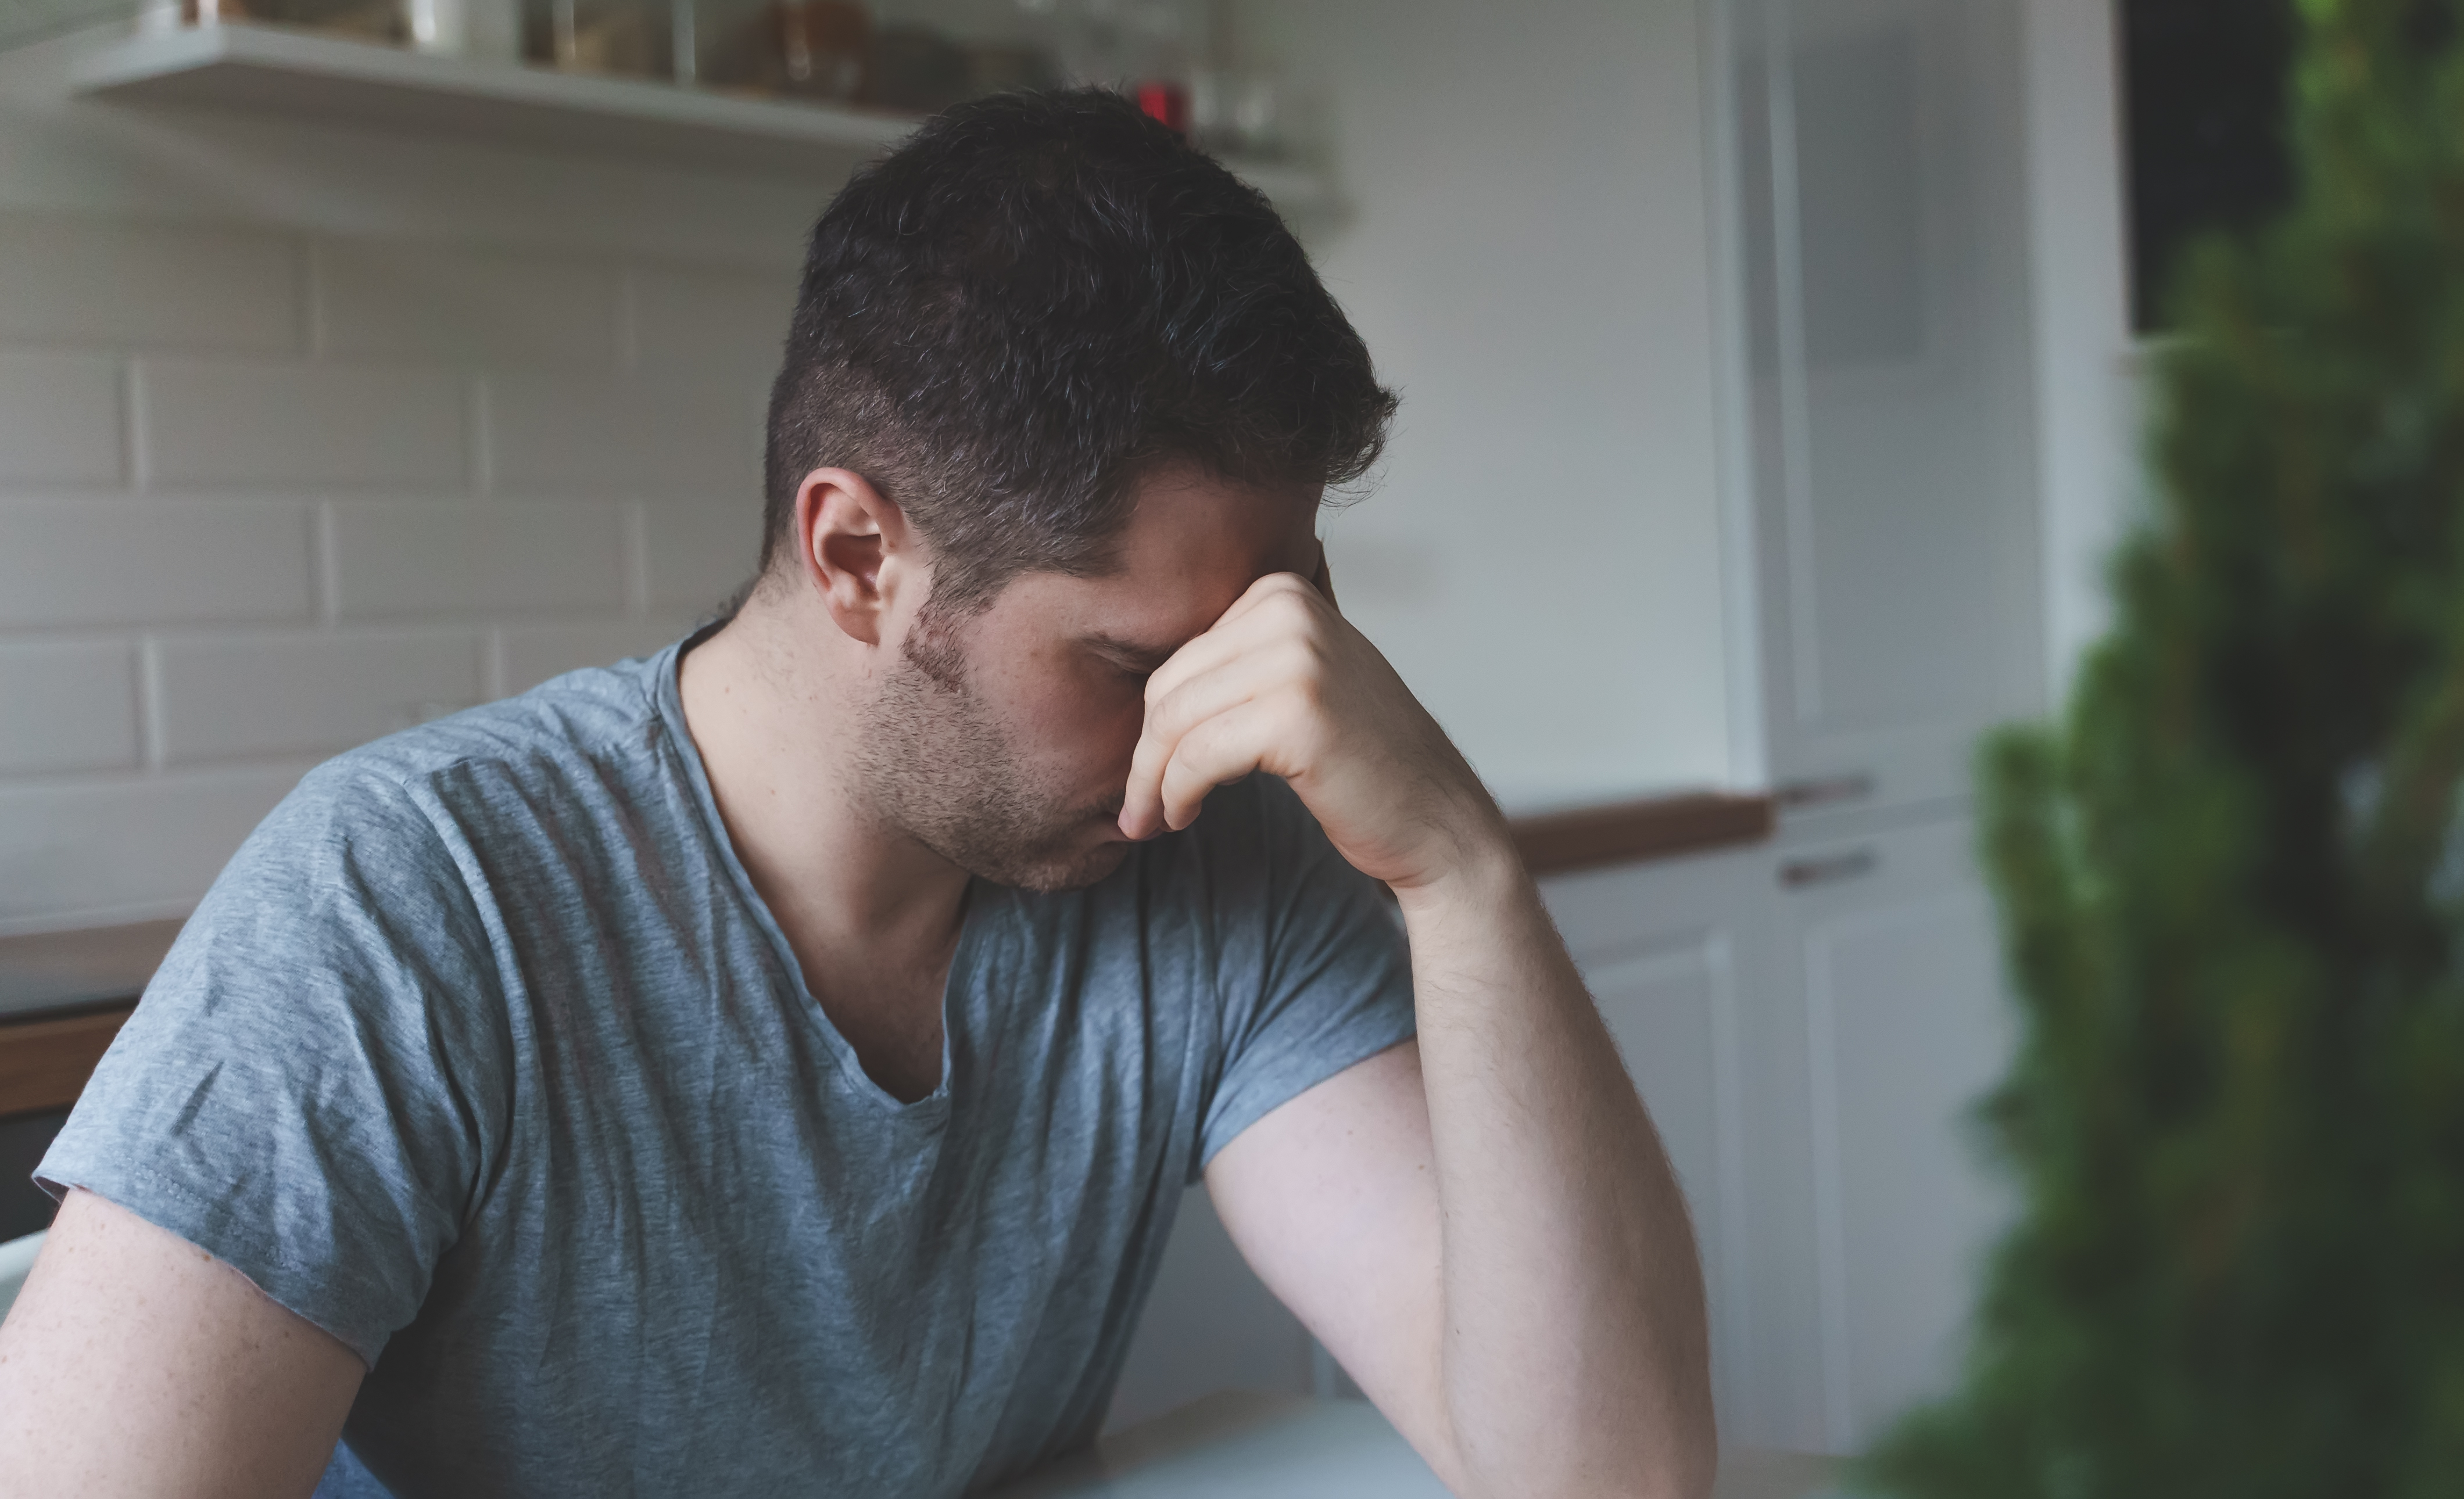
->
[1146,638,1316,747]
[1141,574,1324,715]
[1140,619,1252,714]
[1156,699,1289,831]
[1206,570,1326,638]
[1121,644,1308,838]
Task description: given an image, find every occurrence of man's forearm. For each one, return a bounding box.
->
[1395,840,1716,1499]
[1113,569,1713,1490]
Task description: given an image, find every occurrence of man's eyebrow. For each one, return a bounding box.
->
[1083,633,1178,672]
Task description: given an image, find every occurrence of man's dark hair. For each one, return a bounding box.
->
[758,87,1397,613]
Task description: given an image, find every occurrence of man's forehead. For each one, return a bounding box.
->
[1111,472,1320,567]
[1097,521,1320,603]
[1065,527,1320,630]
[982,468,1320,642]
[1004,532,1320,661]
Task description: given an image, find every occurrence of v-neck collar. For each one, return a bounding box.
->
[649,627,979,1124]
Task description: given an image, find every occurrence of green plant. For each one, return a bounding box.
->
[1855,2,2464,1493]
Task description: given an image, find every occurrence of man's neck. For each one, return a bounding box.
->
[676,593,971,1086]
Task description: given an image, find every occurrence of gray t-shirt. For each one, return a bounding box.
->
[37,636,1416,1497]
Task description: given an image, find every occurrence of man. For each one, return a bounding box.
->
[0,91,1711,1498]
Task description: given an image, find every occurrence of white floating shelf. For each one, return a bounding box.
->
[63,21,1333,209]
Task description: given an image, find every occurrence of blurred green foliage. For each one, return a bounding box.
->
[1854,1,2464,1493]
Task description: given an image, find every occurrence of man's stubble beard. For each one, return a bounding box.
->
[855,604,1133,894]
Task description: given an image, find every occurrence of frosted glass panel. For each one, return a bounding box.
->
[1793,24,1925,370]
[1733,0,2044,803]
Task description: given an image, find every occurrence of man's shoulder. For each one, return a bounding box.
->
[208,649,686,921]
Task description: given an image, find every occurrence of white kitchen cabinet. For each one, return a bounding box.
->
[1543,816,2019,1458]
[1707,0,2046,1451]
[1727,0,2045,812]
[1771,817,2017,1450]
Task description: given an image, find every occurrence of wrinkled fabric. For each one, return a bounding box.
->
[38,634,1416,1498]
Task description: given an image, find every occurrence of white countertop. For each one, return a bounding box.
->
[992,1391,1838,1499]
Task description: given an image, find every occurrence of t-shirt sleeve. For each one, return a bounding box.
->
[35,765,508,1368]
[1194,777,1419,1172]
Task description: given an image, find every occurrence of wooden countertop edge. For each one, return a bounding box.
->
[1509,789,1777,877]
[0,1004,136,1120]
[0,915,182,1025]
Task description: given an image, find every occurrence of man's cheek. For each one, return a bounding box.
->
[1015,684,1140,769]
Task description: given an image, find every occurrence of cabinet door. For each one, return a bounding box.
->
[1726,0,2046,813]
[1769,816,2018,1451]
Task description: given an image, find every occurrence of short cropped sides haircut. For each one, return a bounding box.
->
[759,88,1398,614]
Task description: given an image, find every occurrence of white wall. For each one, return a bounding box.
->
[1244,0,1739,812]
[0,26,828,934]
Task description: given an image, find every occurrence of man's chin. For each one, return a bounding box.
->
[990,835,1136,894]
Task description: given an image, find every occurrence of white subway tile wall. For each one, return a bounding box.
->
[0,352,124,486]
[152,630,486,766]
[139,357,472,492]
[328,501,631,619]
[484,372,763,497]
[627,266,797,376]
[314,243,624,370]
[0,499,318,630]
[640,492,769,611]
[0,214,304,352]
[0,640,140,776]
[0,213,788,932]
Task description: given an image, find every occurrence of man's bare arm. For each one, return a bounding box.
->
[1209,926,1711,1499]
[1203,1045,1455,1471]
[1124,572,1716,1499]
[0,1188,364,1498]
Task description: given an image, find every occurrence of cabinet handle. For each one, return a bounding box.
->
[1779,848,1878,889]
[1776,773,1875,811]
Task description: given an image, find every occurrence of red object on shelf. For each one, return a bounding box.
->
[1134,80,1190,135]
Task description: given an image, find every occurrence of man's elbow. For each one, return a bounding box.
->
[1456,1410,1718,1499]
[1643,1415,1721,1499]
[1586,1420,1719,1499]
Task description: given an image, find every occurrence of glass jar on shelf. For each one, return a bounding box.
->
[403,0,523,59]
[540,0,672,77]
[134,0,523,60]
[692,0,868,102]
[1190,67,1283,160]
[1006,0,1226,137]
[864,0,1061,112]
[692,1,1064,113]
[136,0,397,36]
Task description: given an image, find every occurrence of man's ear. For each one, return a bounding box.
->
[793,468,922,647]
